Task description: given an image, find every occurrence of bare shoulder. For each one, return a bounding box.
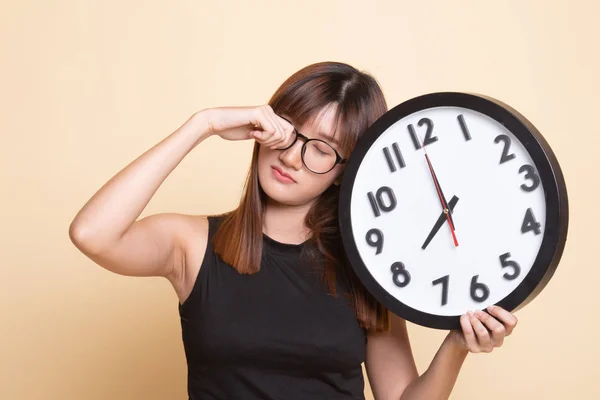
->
[166,214,210,305]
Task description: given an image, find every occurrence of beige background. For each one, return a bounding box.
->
[1,0,597,399]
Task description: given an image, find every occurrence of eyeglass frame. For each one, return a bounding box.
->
[275,116,347,174]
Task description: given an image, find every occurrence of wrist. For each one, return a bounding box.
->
[443,331,470,359]
[189,109,214,142]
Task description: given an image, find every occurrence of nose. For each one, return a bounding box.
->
[278,140,303,171]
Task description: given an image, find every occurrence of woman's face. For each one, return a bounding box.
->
[257,105,346,208]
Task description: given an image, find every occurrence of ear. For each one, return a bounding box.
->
[333,173,344,186]
[334,166,346,186]
[333,171,344,186]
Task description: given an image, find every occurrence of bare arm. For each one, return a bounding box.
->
[366,313,468,400]
[69,105,295,282]
[367,308,518,400]
[395,336,468,400]
[69,111,211,279]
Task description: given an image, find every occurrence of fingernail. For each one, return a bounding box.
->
[475,310,483,317]
[488,305,495,312]
[467,311,474,317]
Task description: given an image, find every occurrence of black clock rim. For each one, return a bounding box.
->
[338,92,569,330]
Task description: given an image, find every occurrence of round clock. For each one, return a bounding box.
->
[339,92,569,330]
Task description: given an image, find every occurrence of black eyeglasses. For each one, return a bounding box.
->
[275,116,346,174]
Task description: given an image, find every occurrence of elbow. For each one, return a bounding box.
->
[69,220,103,255]
[69,220,90,250]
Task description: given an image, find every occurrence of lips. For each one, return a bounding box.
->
[272,166,296,183]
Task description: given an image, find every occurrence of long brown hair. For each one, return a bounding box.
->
[212,61,390,332]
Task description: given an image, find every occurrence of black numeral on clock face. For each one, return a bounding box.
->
[457,114,471,141]
[429,274,491,306]
[391,261,411,288]
[470,275,490,303]
[383,142,405,172]
[365,228,384,255]
[522,207,542,235]
[494,134,516,164]
[499,252,521,280]
[519,164,540,192]
[367,186,397,217]
[408,118,437,150]
[432,275,449,306]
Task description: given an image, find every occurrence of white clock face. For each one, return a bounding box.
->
[349,106,546,316]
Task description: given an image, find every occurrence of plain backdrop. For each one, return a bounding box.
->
[1,0,598,399]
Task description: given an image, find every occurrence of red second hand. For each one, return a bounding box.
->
[421,137,459,247]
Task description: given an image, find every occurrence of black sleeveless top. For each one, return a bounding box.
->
[178,216,367,399]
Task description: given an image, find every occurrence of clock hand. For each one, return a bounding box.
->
[420,137,459,247]
[422,195,459,250]
[426,158,456,228]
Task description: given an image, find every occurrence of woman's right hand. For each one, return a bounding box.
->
[203,105,295,149]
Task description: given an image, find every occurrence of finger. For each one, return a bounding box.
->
[268,114,293,149]
[459,313,478,352]
[252,106,277,143]
[262,107,287,146]
[250,120,275,142]
[487,305,518,336]
[469,311,493,353]
[264,112,284,147]
[267,119,283,148]
[274,115,295,149]
[475,310,505,347]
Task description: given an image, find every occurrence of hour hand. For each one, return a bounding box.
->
[422,195,459,250]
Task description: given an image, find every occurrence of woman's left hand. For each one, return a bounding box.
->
[446,305,518,353]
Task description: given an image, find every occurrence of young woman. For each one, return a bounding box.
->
[69,61,518,399]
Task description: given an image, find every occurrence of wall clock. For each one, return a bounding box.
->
[339,92,569,330]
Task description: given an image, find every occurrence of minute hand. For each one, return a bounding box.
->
[424,154,456,228]
[423,149,459,247]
